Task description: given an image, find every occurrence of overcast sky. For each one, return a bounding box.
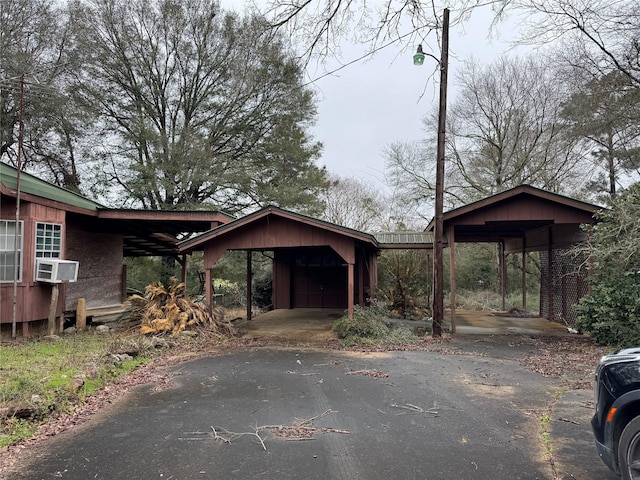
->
[309,11,523,188]
[231,2,527,192]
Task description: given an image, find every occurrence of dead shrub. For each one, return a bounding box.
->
[120,277,235,338]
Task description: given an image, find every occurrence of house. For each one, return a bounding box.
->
[0,163,231,338]
[1,162,601,338]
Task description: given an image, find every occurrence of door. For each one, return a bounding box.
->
[292,250,347,308]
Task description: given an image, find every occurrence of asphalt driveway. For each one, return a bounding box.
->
[3,339,617,480]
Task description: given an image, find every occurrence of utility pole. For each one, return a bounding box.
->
[12,74,25,339]
[432,9,449,337]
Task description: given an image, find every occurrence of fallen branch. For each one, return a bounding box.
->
[261,409,350,439]
[194,410,349,450]
[296,409,334,426]
[391,403,438,416]
[346,369,390,379]
[209,425,267,450]
[557,417,580,425]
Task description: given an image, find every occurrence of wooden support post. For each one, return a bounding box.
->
[21,320,29,339]
[547,228,554,321]
[431,8,449,338]
[48,284,59,336]
[246,251,252,321]
[448,228,456,333]
[521,240,527,311]
[499,242,506,311]
[357,254,364,305]
[347,263,355,320]
[76,298,87,331]
[205,268,213,316]
[180,254,188,286]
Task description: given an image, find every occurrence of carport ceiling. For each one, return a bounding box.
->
[69,210,233,257]
[453,220,554,243]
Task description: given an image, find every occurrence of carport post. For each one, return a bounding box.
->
[246,251,252,321]
[521,239,527,311]
[348,262,355,319]
[205,269,213,315]
[448,228,456,333]
[499,242,506,311]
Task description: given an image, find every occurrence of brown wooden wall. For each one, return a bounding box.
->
[1,199,66,327]
[453,196,595,226]
[269,247,376,310]
[204,216,357,267]
[65,219,124,310]
[504,224,588,253]
[273,250,292,309]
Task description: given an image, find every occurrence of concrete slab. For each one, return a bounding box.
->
[237,308,571,344]
[238,308,344,344]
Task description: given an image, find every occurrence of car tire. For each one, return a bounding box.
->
[619,416,640,480]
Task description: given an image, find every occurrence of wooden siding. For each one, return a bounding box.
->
[451,195,595,226]
[273,251,291,309]
[0,283,64,326]
[1,200,67,326]
[65,221,124,310]
[291,249,348,308]
[204,215,357,267]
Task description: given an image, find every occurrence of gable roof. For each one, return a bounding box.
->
[179,205,379,252]
[451,184,600,219]
[426,185,602,237]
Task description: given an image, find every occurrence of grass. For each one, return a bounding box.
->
[0,332,155,448]
[455,289,541,314]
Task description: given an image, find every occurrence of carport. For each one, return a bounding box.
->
[429,185,601,331]
[178,186,600,333]
[178,206,380,320]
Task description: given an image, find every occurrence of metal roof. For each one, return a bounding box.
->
[1,162,233,257]
[372,232,434,249]
[0,162,103,211]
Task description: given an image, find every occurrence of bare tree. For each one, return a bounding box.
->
[385,55,585,208]
[500,0,640,87]
[385,137,470,211]
[262,0,500,67]
[318,175,385,231]
[444,55,584,201]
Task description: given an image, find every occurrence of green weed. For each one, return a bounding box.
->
[332,305,421,346]
[0,333,156,448]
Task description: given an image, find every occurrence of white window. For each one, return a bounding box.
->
[0,220,23,282]
[35,222,62,260]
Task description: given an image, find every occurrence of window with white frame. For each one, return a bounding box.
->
[0,220,23,282]
[35,222,62,260]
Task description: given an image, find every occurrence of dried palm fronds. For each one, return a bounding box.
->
[121,277,235,337]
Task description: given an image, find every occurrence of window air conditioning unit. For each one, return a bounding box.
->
[35,259,79,283]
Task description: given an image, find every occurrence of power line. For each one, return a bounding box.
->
[302,28,433,87]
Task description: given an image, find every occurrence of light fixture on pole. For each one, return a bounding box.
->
[414,9,450,337]
[413,45,426,66]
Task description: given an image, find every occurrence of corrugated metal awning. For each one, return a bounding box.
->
[372,232,436,249]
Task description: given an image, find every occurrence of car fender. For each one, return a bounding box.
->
[604,390,640,460]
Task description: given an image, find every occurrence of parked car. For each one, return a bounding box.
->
[592,347,640,479]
